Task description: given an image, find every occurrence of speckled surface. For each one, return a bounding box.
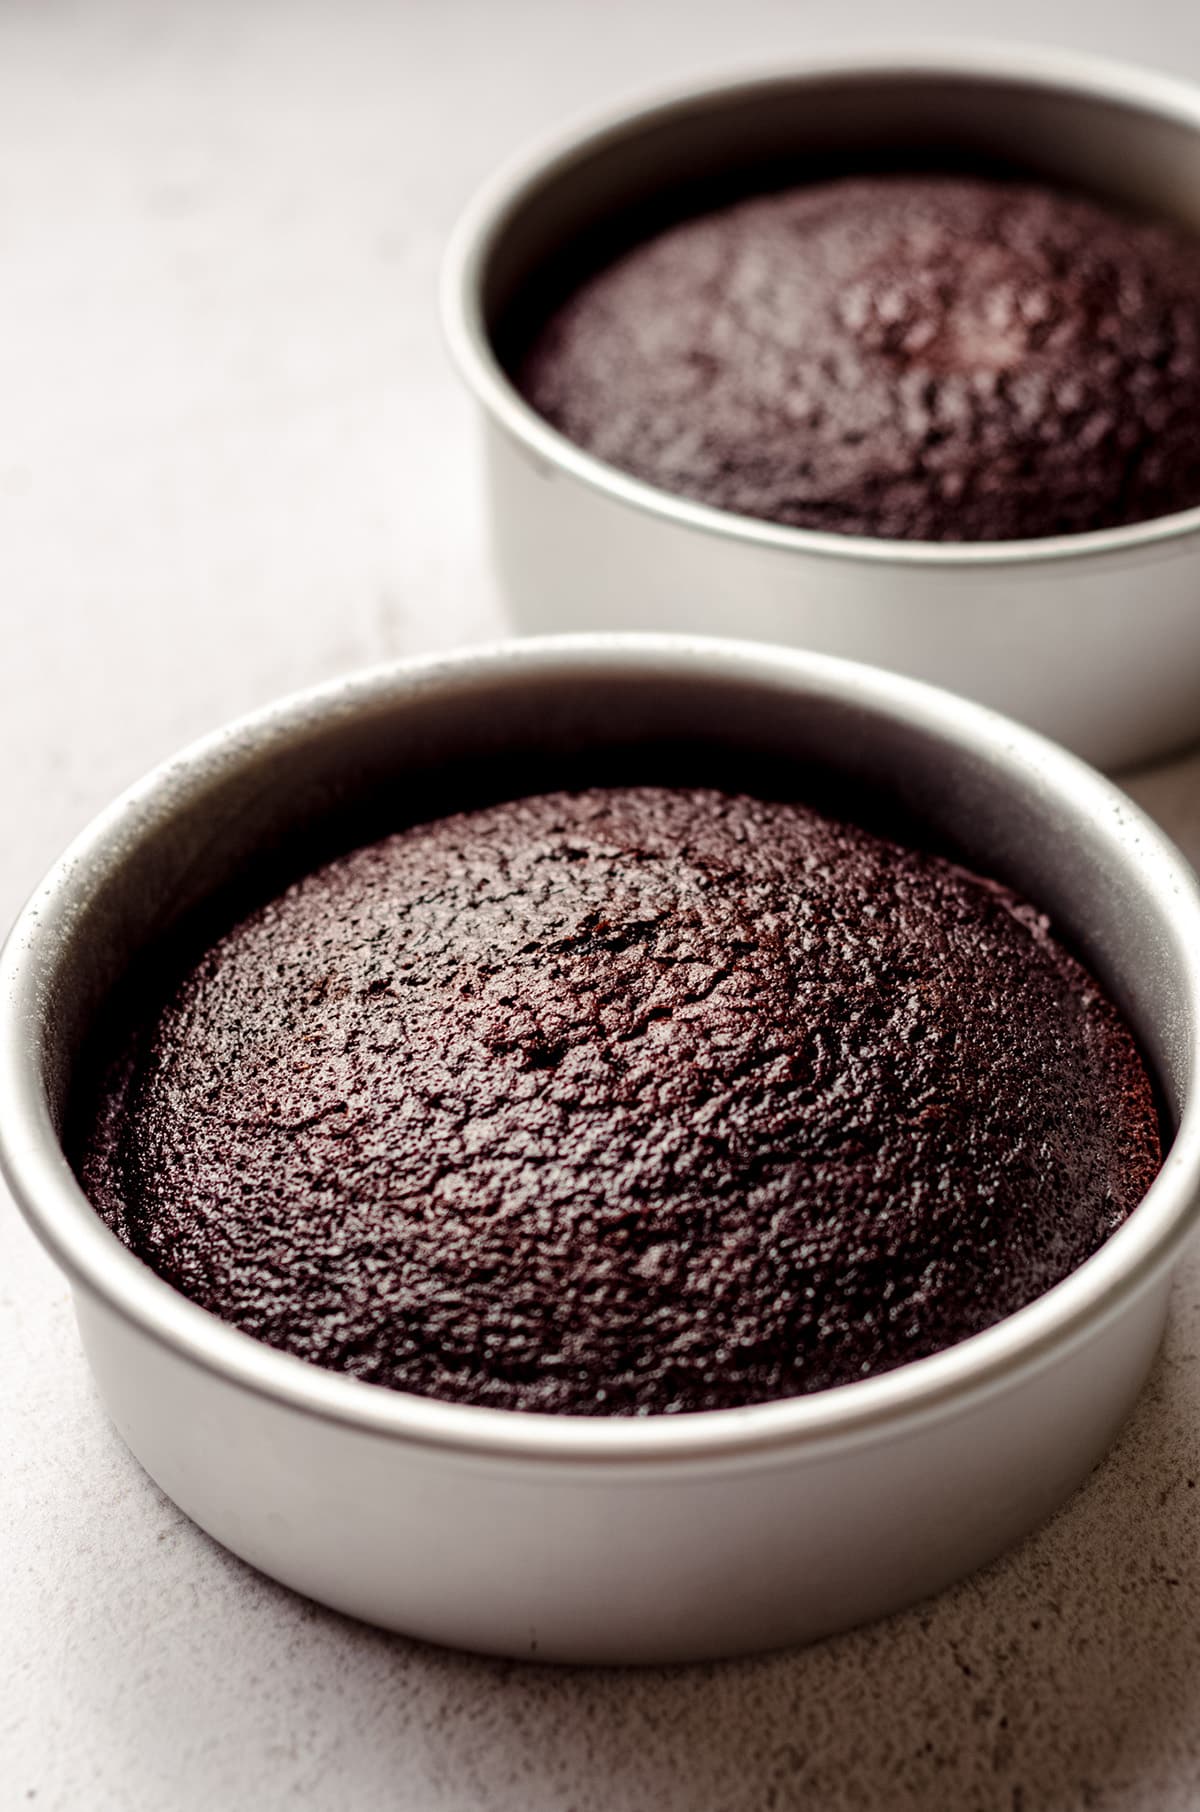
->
[5,3,1200,1809]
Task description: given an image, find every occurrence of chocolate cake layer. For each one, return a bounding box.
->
[517,175,1200,540]
[77,786,1162,1414]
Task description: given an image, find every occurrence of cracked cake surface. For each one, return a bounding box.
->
[76,786,1162,1414]
[516,174,1200,541]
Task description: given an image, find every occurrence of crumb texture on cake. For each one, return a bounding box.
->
[517,175,1200,540]
[77,786,1162,1414]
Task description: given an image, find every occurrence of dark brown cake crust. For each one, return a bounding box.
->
[517,175,1200,541]
[77,787,1161,1414]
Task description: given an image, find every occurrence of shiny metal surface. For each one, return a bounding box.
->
[2,636,1200,1659]
[443,47,1200,769]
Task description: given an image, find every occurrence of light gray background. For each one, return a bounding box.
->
[4,3,1200,1807]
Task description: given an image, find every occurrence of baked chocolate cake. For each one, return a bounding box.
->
[516,175,1200,540]
[76,786,1161,1414]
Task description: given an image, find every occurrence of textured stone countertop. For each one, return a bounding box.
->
[4,3,1200,1807]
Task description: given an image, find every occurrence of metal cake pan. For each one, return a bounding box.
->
[2,634,1200,1663]
[443,46,1200,770]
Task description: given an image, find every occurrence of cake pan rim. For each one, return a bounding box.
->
[441,39,1200,571]
[3,632,1200,1467]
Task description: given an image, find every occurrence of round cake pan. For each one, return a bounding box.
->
[443,46,1200,772]
[3,635,1200,1665]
